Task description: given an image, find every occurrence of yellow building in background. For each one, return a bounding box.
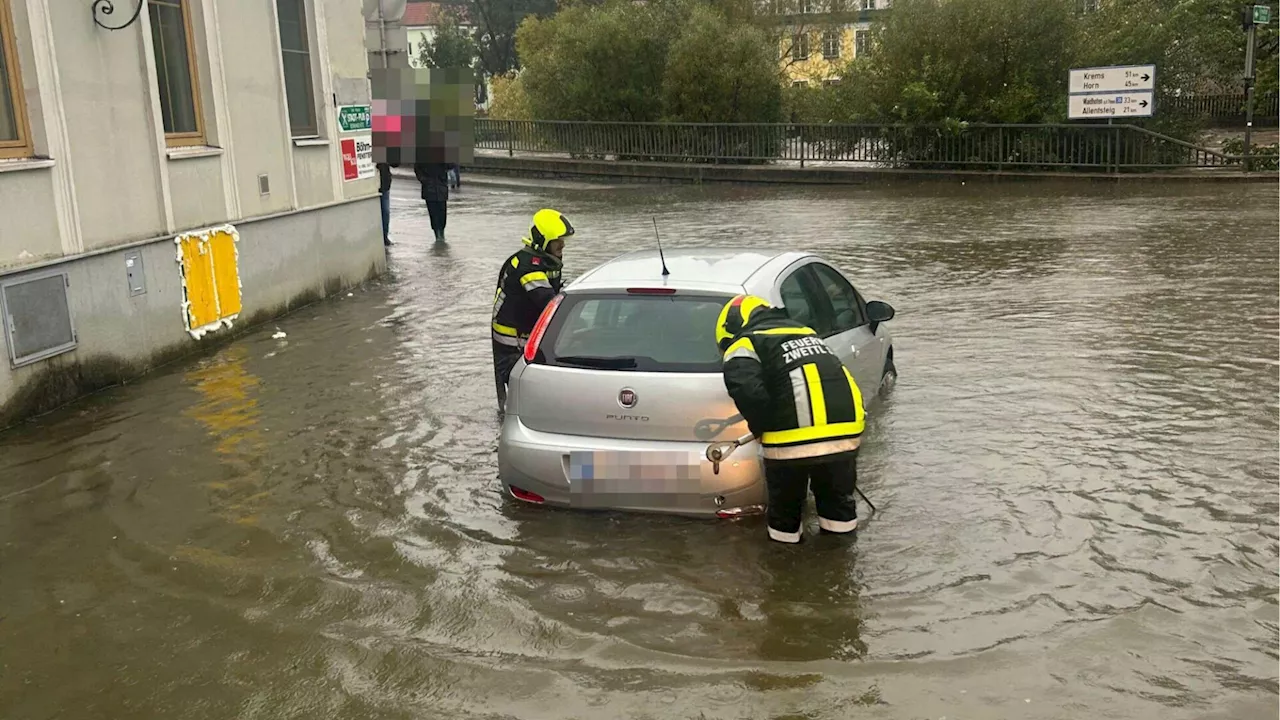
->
[767,0,892,85]
[780,24,872,85]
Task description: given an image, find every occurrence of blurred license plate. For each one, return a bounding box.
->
[568,450,702,494]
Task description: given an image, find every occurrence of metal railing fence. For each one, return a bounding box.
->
[475,119,1278,172]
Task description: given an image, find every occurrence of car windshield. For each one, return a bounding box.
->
[543,293,732,372]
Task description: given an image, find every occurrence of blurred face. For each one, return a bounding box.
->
[547,239,565,258]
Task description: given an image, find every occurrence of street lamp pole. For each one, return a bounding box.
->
[1243,6,1257,172]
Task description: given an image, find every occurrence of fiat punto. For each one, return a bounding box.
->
[497,247,897,518]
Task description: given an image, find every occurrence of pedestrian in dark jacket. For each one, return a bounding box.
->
[413,162,450,242]
[716,294,866,544]
[377,161,397,246]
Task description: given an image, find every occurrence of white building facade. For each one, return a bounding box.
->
[0,0,386,425]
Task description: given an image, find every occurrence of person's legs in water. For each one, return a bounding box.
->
[762,460,809,543]
[493,341,522,411]
[426,199,447,242]
[809,454,858,534]
[380,189,392,246]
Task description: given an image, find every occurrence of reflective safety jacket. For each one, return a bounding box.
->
[491,245,563,348]
[721,307,865,462]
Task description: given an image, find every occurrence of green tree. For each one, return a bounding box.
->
[515,0,683,120]
[487,72,533,119]
[515,0,786,122]
[418,12,479,69]
[839,0,1080,123]
[1072,0,1279,137]
[1078,0,1278,95]
[663,5,783,123]
[466,0,558,76]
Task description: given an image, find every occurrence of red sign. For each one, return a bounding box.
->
[340,138,358,181]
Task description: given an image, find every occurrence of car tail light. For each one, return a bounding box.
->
[626,287,676,295]
[510,486,545,504]
[523,293,565,364]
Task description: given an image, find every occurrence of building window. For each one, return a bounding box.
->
[276,0,317,137]
[790,32,811,60]
[798,0,813,14]
[0,0,31,159]
[148,0,205,147]
[822,30,841,59]
[861,0,877,9]
[854,29,869,57]
[792,80,809,88]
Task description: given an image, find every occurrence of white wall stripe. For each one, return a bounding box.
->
[268,0,300,210]
[201,0,239,219]
[137,4,175,233]
[25,0,82,254]
[310,0,342,203]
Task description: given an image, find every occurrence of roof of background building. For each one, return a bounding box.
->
[402,1,472,27]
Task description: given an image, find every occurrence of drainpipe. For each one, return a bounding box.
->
[379,2,388,68]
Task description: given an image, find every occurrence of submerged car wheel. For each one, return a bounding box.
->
[880,352,897,395]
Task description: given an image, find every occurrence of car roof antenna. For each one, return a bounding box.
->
[652,216,670,277]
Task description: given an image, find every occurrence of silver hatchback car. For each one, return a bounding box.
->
[497,247,897,519]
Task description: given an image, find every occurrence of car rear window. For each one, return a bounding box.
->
[541,293,733,372]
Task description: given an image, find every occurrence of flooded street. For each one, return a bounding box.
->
[1,177,1277,720]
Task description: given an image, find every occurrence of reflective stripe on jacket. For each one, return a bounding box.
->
[491,247,563,345]
[721,307,864,462]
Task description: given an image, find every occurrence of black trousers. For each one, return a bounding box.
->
[763,453,859,542]
[425,199,447,237]
[493,340,522,411]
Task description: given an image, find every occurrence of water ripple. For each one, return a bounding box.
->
[0,181,1275,720]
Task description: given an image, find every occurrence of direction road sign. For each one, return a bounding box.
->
[1069,91,1154,119]
[337,104,371,133]
[1069,64,1156,95]
[1254,4,1271,24]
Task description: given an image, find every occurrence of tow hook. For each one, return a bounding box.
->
[705,432,755,475]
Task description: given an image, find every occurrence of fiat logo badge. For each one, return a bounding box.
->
[618,388,638,408]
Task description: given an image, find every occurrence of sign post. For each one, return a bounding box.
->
[1067,64,1157,120]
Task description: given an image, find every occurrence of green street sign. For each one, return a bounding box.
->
[1254,5,1271,24]
[337,105,371,133]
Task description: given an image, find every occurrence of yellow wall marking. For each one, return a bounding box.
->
[175,224,242,338]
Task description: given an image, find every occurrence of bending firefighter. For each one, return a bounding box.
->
[716,295,866,543]
[491,209,575,410]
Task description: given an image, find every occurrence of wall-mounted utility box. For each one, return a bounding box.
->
[1,271,77,368]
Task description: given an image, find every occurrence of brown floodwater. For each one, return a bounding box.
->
[1,176,1277,720]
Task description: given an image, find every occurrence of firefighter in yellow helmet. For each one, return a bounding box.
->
[491,209,575,410]
[716,294,865,543]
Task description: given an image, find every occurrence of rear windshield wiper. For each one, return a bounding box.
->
[555,355,638,369]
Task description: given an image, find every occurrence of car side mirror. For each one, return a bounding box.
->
[866,300,894,332]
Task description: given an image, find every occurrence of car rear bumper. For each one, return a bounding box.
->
[498,415,766,518]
